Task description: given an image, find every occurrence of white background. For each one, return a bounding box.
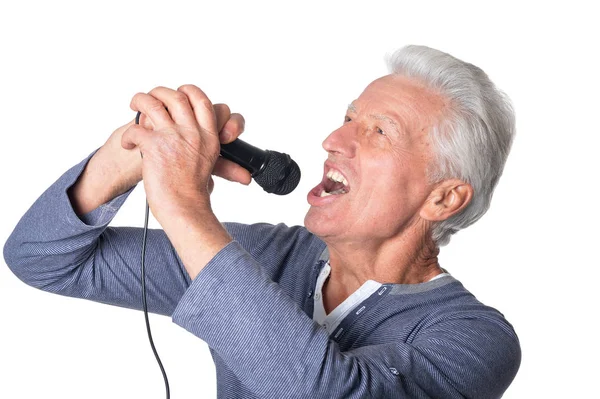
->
[1,1,598,398]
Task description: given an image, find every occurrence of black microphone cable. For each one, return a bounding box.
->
[133,107,300,399]
[136,111,170,399]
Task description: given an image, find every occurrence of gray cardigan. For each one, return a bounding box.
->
[4,149,521,398]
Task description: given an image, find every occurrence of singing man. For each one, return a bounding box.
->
[4,45,521,398]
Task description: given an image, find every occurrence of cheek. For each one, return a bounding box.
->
[365,156,430,210]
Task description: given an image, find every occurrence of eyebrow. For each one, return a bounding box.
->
[373,114,402,135]
[347,103,403,136]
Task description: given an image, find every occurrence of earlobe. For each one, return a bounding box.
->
[420,180,473,222]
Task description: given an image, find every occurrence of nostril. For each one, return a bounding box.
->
[323,126,346,151]
[322,126,356,158]
[322,133,336,152]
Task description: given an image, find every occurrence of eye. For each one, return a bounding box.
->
[344,116,352,123]
[376,127,385,135]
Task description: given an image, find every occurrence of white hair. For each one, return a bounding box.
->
[386,45,516,246]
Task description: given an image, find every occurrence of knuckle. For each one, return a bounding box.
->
[131,92,166,114]
[177,84,195,91]
[149,86,168,95]
[172,91,189,106]
[148,100,166,113]
[130,92,145,107]
[214,103,231,116]
[198,98,214,112]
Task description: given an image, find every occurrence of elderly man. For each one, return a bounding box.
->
[4,45,520,398]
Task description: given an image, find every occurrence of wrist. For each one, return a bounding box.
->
[160,206,232,280]
[69,150,137,216]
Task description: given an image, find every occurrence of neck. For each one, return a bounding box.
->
[323,224,442,303]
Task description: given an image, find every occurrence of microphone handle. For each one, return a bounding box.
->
[220,140,269,176]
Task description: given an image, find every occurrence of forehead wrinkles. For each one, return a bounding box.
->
[396,97,434,137]
[392,78,448,135]
[365,80,446,138]
[348,98,413,137]
[349,101,403,125]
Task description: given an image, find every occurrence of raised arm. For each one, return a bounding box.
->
[3,93,250,315]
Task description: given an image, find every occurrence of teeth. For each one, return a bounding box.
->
[319,189,346,197]
[326,169,348,186]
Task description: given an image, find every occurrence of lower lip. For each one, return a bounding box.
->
[307,184,347,206]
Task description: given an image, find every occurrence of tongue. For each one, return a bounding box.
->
[324,179,345,193]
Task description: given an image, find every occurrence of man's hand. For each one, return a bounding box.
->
[121,85,250,223]
[68,86,249,218]
[120,84,243,279]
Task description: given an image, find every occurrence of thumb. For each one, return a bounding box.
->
[121,124,152,152]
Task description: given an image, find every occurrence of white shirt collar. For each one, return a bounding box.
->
[312,262,382,334]
[312,262,450,335]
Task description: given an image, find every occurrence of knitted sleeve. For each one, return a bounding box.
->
[2,150,316,316]
[172,241,520,398]
[4,150,519,397]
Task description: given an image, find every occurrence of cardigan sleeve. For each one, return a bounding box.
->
[3,149,322,317]
[4,150,520,397]
[3,148,191,315]
[172,241,521,398]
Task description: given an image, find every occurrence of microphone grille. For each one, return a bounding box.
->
[253,151,301,195]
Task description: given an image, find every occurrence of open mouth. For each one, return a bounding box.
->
[318,168,350,197]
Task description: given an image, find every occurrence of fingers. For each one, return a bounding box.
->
[213,104,245,143]
[220,113,245,144]
[131,87,243,145]
[213,157,252,185]
[147,87,198,128]
[177,85,218,138]
[121,124,153,152]
[136,113,154,130]
[125,85,250,189]
[130,93,173,129]
[213,103,231,133]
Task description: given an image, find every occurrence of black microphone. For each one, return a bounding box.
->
[220,140,301,195]
[135,111,301,195]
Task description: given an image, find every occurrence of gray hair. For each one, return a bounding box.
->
[386,45,516,246]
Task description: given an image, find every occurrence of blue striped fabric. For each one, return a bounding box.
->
[4,150,521,398]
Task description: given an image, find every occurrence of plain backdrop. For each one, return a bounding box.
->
[1,1,598,398]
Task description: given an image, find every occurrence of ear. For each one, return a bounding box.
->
[420,179,474,222]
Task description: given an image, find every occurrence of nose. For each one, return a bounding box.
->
[322,122,358,158]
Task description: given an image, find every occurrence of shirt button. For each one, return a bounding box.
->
[389,367,400,376]
[314,293,321,300]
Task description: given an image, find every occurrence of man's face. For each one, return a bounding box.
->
[304,74,447,245]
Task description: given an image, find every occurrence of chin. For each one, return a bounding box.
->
[303,207,319,234]
[304,207,337,239]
